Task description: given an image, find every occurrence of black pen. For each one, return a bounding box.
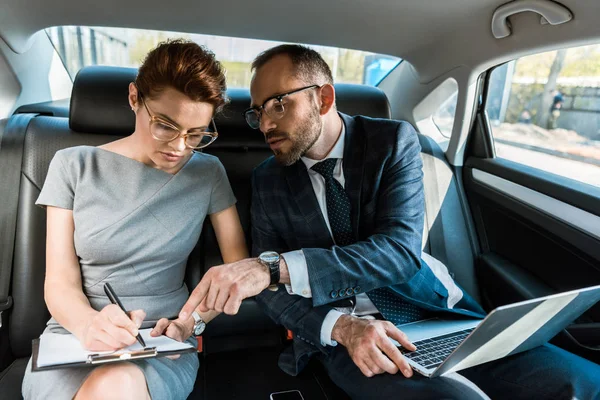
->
[103,282,146,348]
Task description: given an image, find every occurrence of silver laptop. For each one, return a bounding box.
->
[391,285,600,378]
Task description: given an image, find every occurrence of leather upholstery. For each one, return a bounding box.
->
[0,358,28,399]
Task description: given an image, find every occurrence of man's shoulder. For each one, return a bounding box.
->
[343,113,420,152]
[343,113,417,140]
[253,155,285,180]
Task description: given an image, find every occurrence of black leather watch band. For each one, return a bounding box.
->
[269,260,280,286]
[259,251,280,286]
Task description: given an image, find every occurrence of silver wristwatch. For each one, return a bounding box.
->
[191,311,206,336]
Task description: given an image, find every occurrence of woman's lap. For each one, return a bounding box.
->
[22,337,199,400]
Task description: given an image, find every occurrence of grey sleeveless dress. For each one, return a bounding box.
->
[22,146,236,400]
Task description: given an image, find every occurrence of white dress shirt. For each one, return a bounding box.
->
[280,124,379,347]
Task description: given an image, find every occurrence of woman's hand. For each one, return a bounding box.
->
[151,317,194,359]
[151,317,194,342]
[80,304,146,352]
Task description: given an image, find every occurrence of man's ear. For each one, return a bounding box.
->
[128,82,139,111]
[318,84,336,116]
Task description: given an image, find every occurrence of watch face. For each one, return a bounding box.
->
[194,321,206,336]
[260,251,280,264]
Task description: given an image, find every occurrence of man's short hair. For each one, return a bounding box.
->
[252,44,334,85]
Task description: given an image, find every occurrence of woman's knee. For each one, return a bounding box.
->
[75,363,149,400]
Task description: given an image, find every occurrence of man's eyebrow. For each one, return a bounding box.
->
[250,92,283,109]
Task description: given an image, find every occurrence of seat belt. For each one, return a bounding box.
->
[420,136,448,266]
[0,113,38,328]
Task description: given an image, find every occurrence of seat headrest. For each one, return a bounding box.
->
[69,66,391,137]
[335,83,391,120]
[69,66,137,135]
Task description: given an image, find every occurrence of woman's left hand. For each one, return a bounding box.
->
[151,317,194,359]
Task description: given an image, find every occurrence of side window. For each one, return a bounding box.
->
[485,46,600,187]
[414,78,458,145]
[432,91,458,138]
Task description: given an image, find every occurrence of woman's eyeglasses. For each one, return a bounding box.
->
[140,94,218,149]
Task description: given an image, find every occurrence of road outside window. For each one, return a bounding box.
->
[486,45,600,187]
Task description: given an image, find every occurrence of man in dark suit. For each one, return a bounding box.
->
[181,45,600,399]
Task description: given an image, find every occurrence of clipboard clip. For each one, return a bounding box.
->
[87,347,158,364]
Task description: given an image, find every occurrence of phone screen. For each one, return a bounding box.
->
[270,390,304,400]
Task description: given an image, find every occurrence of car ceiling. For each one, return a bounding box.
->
[1,0,600,83]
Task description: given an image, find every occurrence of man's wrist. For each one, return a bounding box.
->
[278,256,289,284]
[331,314,354,346]
[254,258,272,289]
[256,253,290,286]
[258,252,281,285]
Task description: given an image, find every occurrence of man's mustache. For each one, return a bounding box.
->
[265,132,289,143]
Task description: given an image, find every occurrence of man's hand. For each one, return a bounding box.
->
[332,315,417,378]
[179,258,271,319]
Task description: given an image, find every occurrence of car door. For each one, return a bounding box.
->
[462,45,600,364]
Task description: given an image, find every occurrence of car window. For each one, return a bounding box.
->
[485,45,600,187]
[45,26,401,88]
[432,90,458,138]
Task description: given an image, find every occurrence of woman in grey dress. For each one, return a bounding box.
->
[22,39,247,400]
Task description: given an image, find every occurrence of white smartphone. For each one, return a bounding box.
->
[269,389,304,400]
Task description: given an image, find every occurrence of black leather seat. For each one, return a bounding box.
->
[0,66,399,399]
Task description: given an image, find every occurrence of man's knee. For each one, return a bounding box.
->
[320,347,483,400]
[75,363,149,400]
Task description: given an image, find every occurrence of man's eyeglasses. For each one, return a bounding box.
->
[140,94,218,149]
[243,85,320,129]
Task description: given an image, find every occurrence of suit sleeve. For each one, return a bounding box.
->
[251,172,333,351]
[304,121,426,307]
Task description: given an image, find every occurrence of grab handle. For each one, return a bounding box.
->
[492,0,572,39]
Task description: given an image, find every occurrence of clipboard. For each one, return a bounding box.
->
[31,329,197,371]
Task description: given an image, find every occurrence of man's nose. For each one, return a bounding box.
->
[259,112,277,134]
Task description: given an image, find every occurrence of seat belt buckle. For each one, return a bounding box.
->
[0,296,13,329]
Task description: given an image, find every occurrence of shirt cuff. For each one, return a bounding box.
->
[320,310,345,346]
[281,250,312,298]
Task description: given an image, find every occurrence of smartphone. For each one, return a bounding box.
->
[269,389,304,400]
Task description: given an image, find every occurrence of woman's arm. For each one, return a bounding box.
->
[202,205,249,320]
[200,205,249,321]
[44,206,142,350]
[44,206,95,336]
[153,205,249,340]
[210,205,249,263]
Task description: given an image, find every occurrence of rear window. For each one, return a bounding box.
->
[45,26,401,88]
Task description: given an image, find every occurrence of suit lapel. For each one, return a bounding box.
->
[340,113,365,241]
[284,161,334,247]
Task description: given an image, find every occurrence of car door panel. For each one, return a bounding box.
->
[463,156,600,363]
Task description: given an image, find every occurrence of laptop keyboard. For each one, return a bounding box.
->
[399,328,475,369]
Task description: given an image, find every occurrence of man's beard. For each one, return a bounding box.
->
[271,106,322,166]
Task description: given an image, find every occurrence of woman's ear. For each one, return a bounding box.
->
[128,82,139,111]
[318,84,336,116]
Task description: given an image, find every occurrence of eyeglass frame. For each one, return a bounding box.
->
[139,92,219,149]
[242,84,321,129]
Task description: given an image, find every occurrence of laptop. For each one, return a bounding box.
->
[391,285,600,378]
